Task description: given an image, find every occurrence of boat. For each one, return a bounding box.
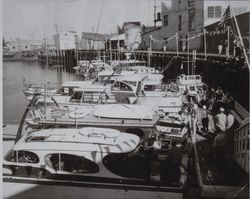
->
[24,80,95,102]
[34,85,115,106]
[3,127,191,188]
[155,114,189,143]
[3,128,140,179]
[176,74,204,96]
[73,60,93,77]
[25,103,159,138]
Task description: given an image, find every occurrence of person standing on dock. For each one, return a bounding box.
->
[214,107,227,134]
[213,129,227,170]
[201,105,209,133]
[218,40,223,55]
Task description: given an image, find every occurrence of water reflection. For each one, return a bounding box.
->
[3,61,79,123]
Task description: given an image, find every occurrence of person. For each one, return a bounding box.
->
[201,105,209,133]
[216,87,224,101]
[162,141,181,183]
[213,130,227,170]
[214,107,227,134]
[145,137,161,181]
[218,40,223,55]
[225,110,235,157]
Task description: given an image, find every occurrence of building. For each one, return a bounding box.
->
[141,0,250,51]
[141,0,204,51]
[122,22,141,49]
[204,0,249,26]
[108,22,141,50]
[108,33,125,50]
[54,31,78,50]
[7,39,43,52]
[79,32,107,50]
[205,12,250,54]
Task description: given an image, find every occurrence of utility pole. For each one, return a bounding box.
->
[203,28,207,60]
[154,0,156,27]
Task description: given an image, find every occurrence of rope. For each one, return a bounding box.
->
[161,56,175,73]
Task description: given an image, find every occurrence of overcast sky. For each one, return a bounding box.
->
[3,0,172,40]
[3,0,250,40]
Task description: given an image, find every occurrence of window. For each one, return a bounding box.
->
[17,151,39,163]
[163,15,168,26]
[188,9,195,31]
[5,150,17,162]
[45,153,99,173]
[70,91,82,103]
[178,15,182,31]
[215,6,222,18]
[208,6,214,18]
[188,0,194,7]
[208,6,222,18]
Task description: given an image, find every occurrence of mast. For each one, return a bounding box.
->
[44,24,48,119]
[154,0,156,27]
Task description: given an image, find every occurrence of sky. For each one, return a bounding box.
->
[3,0,172,40]
[3,0,250,41]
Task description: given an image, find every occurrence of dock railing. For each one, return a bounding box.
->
[234,118,249,174]
[230,98,249,174]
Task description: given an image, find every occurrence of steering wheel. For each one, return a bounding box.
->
[23,154,37,163]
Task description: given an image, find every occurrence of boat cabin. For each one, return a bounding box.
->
[4,127,190,188]
[4,128,140,179]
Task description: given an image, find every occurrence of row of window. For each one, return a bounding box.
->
[163,11,195,32]
[208,6,222,18]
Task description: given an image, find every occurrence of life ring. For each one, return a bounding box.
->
[69,108,90,119]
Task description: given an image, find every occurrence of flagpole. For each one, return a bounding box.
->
[231,7,250,69]
[176,33,179,56]
[203,28,207,60]
[227,26,230,58]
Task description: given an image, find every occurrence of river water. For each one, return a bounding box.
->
[3,61,79,123]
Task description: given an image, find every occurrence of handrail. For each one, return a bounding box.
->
[235,117,249,132]
[234,101,249,119]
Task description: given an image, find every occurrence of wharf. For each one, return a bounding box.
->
[192,108,249,199]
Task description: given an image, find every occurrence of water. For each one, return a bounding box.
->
[3,61,79,123]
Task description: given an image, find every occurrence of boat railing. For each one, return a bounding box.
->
[23,81,61,90]
[233,117,249,174]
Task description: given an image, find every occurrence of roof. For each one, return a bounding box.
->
[141,26,161,36]
[109,33,126,41]
[94,104,156,120]
[14,128,140,153]
[111,73,149,82]
[74,85,110,92]
[122,21,141,28]
[61,80,94,87]
[81,32,108,41]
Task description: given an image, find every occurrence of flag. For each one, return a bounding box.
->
[218,5,231,27]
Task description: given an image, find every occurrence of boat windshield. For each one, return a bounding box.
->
[44,153,99,173]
